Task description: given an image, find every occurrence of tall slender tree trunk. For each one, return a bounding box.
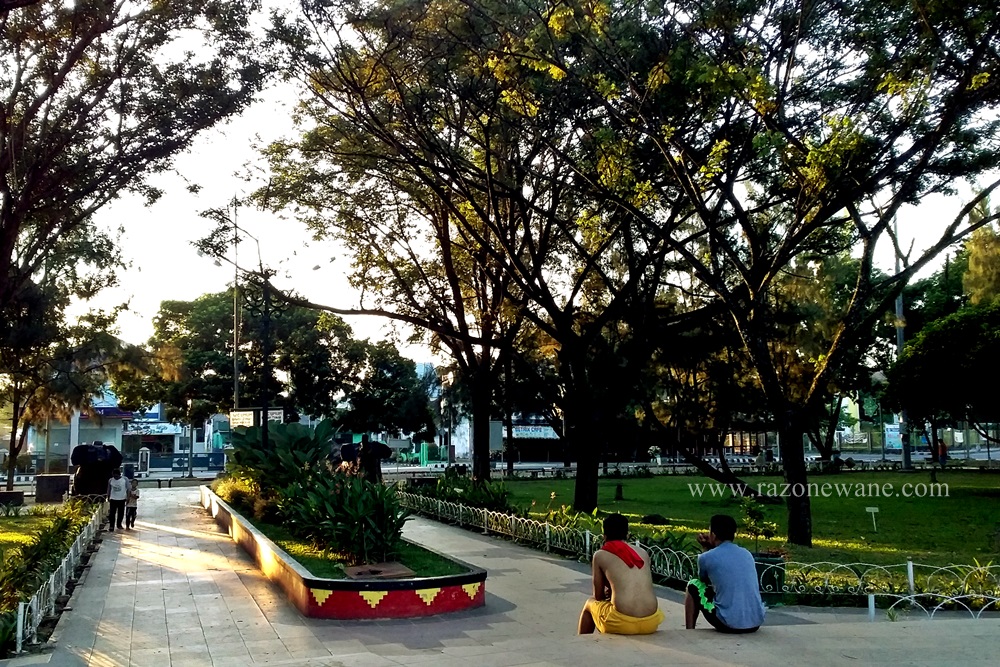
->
[779,410,812,546]
[470,366,493,482]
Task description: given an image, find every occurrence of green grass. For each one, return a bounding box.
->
[506,470,1000,566]
[241,514,468,579]
[0,515,56,559]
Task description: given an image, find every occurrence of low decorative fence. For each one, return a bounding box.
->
[14,505,104,654]
[397,492,1000,619]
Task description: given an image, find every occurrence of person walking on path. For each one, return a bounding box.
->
[578,513,664,635]
[125,478,140,529]
[685,514,765,633]
[106,468,129,532]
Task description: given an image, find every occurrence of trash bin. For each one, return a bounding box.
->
[35,474,71,503]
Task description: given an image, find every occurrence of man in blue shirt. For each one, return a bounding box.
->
[685,514,766,633]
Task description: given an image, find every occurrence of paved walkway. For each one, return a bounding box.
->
[3,487,997,666]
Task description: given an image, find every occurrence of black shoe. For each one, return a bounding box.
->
[117,525,124,529]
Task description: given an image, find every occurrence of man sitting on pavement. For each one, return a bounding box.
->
[685,513,766,633]
[578,513,664,635]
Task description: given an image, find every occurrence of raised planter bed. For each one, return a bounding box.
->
[200,486,487,619]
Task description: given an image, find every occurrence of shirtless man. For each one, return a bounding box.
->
[578,513,664,634]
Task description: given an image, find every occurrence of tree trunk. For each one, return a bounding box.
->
[571,413,601,512]
[779,413,812,546]
[5,388,22,492]
[504,355,514,477]
[470,367,492,482]
[566,380,601,512]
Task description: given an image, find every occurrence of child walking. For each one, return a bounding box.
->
[125,478,140,529]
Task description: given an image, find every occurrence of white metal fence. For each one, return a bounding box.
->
[14,504,103,654]
[397,492,1000,619]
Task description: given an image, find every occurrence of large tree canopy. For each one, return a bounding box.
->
[0,0,267,338]
[267,0,1000,544]
[887,299,1000,435]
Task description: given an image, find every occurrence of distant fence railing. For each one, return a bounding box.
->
[397,492,1000,619]
[14,504,104,654]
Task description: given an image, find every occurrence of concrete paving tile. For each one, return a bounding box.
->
[320,639,370,654]
[208,639,253,655]
[334,654,406,667]
[289,647,337,660]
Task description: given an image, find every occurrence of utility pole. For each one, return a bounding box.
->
[233,196,240,409]
[894,219,912,470]
[261,277,271,452]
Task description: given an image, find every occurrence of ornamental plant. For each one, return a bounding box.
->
[279,466,410,565]
[229,419,337,495]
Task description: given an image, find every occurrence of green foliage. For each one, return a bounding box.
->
[740,496,779,554]
[0,499,97,653]
[644,527,696,554]
[887,300,1000,425]
[252,496,282,524]
[410,468,515,512]
[543,505,602,533]
[211,475,257,512]
[279,470,410,565]
[229,419,336,494]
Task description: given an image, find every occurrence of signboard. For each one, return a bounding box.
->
[229,411,256,428]
[267,409,284,423]
[884,423,901,451]
[511,425,560,440]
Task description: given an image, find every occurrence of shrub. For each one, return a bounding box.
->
[279,468,410,565]
[211,476,257,512]
[229,419,336,494]
[641,513,670,525]
[0,499,97,654]
[410,468,515,512]
[252,495,281,524]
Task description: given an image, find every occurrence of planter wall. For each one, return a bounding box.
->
[200,486,486,619]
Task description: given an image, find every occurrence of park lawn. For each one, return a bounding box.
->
[505,470,1000,567]
[243,514,468,579]
[0,515,55,559]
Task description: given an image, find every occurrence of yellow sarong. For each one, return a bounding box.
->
[586,599,664,635]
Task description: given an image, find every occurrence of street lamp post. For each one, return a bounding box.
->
[186,399,196,478]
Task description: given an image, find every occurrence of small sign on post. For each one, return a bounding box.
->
[866,506,879,532]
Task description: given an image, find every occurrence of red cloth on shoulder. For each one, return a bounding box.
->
[601,540,645,568]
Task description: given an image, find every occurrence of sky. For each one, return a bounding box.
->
[82,83,430,360]
[80,77,993,363]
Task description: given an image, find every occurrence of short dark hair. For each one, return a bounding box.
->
[710,514,737,542]
[603,513,629,541]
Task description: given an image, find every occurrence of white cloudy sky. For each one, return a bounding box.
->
[82,82,425,355]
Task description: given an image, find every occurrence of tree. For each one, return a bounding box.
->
[0,303,137,490]
[0,0,267,334]
[964,198,1000,305]
[266,0,684,500]
[341,341,435,437]
[455,0,1000,544]
[267,0,1000,545]
[112,289,368,429]
[886,300,1000,441]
